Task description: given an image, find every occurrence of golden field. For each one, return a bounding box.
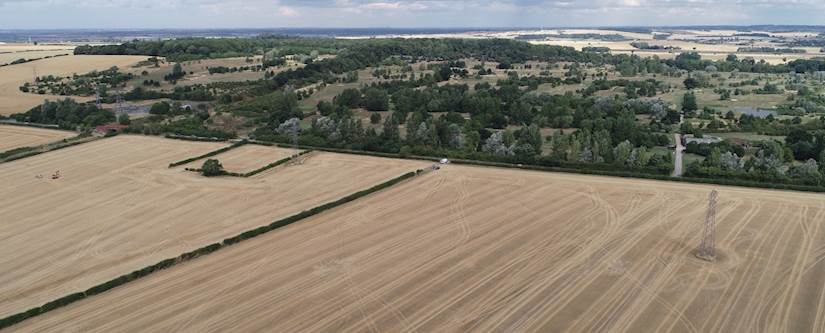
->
[0,125,75,152]
[8,162,825,332]
[0,135,427,318]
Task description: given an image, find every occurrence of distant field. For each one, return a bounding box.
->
[0,135,428,318]
[11,164,825,332]
[0,125,75,152]
[0,51,71,66]
[0,55,147,116]
[0,44,75,66]
[532,31,825,65]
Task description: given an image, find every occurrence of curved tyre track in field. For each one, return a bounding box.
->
[8,164,825,333]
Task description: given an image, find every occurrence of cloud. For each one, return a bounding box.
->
[0,0,823,28]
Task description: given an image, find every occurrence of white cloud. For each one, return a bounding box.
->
[0,0,823,28]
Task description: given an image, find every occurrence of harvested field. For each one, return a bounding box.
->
[0,125,75,152]
[10,164,825,332]
[0,135,428,318]
[0,55,146,116]
[181,144,298,174]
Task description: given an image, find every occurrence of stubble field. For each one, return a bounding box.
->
[0,125,75,152]
[0,135,427,318]
[180,144,298,173]
[9,163,825,332]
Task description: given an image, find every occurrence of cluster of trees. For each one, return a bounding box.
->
[163,63,186,83]
[582,78,666,97]
[207,63,275,74]
[128,113,235,139]
[630,42,680,50]
[7,99,114,129]
[736,47,806,54]
[74,36,353,62]
[123,85,214,101]
[686,139,825,186]
[19,66,134,97]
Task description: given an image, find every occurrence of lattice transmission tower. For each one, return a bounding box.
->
[697,190,718,261]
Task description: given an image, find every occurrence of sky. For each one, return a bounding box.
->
[0,0,824,29]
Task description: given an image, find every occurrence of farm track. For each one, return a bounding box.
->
[7,162,825,332]
[0,135,429,318]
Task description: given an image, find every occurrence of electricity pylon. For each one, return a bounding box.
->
[697,190,718,261]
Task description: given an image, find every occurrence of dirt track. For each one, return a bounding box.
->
[0,55,146,116]
[0,125,75,152]
[0,135,427,318]
[9,163,825,332]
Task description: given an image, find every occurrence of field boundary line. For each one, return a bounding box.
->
[0,168,425,330]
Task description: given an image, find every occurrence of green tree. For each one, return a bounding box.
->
[334,88,362,109]
[149,101,171,115]
[363,88,389,111]
[517,124,543,155]
[117,112,131,125]
[201,159,224,177]
[682,92,698,114]
[370,112,382,124]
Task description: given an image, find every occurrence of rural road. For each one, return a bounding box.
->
[672,133,684,177]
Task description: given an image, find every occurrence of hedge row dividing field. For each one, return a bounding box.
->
[0,169,423,329]
[0,135,431,324]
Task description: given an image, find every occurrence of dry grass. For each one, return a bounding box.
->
[0,55,147,116]
[9,163,825,332]
[0,135,428,318]
[0,125,75,152]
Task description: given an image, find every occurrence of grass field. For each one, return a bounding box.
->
[0,125,75,152]
[9,163,825,332]
[0,55,147,116]
[0,135,428,318]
